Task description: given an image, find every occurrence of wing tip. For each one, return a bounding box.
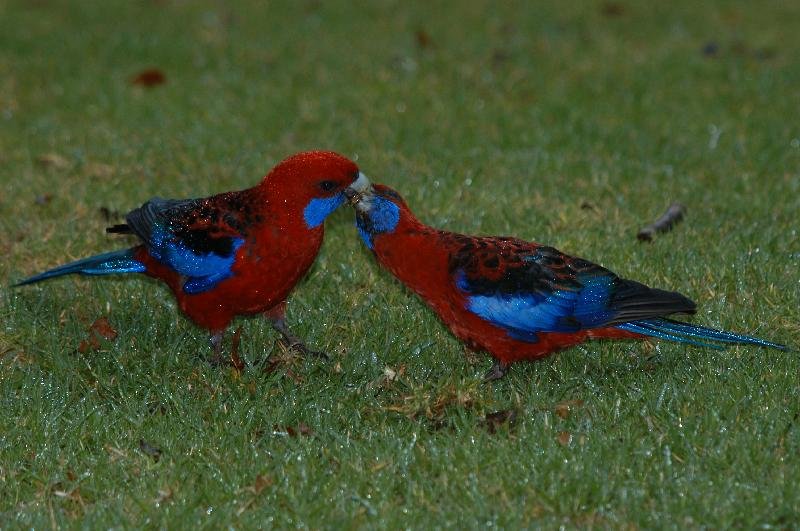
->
[106,224,131,234]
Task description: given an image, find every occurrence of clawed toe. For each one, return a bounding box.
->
[483,360,509,382]
[207,353,229,367]
[271,317,328,361]
[278,338,329,361]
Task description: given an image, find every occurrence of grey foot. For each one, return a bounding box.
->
[272,319,328,361]
[277,337,329,360]
[208,331,227,367]
[483,359,509,382]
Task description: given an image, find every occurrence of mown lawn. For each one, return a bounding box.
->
[1,0,798,528]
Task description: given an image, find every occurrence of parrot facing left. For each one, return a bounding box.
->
[15,150,363,362]
[343,176,787,380]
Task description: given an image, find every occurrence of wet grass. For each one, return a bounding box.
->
[1,0,799,527]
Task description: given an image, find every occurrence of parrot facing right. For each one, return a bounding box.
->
[16,150,363,363]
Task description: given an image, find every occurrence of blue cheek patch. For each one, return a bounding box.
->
[304,194,345,229]
[370,197,401,233]
[356,197,400,249]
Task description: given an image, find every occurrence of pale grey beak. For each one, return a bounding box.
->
[344,172,373,211]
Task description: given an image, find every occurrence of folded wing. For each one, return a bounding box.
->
[109,195,247,294]
[450,238,695,342]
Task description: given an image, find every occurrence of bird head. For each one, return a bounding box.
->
[344,177,413,250]
[262,151,366,229]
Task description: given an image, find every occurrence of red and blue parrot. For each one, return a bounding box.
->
[16,151,363,362]
[344,176,787,380]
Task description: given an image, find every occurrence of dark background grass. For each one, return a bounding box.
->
[1,1,798,527]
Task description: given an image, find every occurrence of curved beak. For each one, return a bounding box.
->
[344,172,373,210]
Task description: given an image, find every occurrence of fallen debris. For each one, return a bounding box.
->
[272,423,314,437]
[637,202,686,242]
[36,152,70,170]
[77,316,119,353]
[138,439,162,462]
[131,68,166,87]
[481,409,518,434]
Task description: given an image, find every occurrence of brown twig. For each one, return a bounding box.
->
[637,202,686,242]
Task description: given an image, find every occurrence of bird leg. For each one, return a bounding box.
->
[483,359,509,382]
[208,331,227,366]
[270,317,328,361]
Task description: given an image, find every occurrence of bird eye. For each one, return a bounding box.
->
[319,180,338,192]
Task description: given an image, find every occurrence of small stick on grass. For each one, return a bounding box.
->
[637,202,687,242]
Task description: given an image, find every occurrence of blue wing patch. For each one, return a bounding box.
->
[148,228,245,294]
[160,237,244,278]
[119,196,251,294]
[458,272,617,341]
[183,270,237,294]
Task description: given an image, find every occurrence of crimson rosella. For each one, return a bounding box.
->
[16,151,363,362]
[344,176,786,380]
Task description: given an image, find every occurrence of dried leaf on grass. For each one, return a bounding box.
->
[154,487,173,506]
[53,486,85,506]
[600,2,625,17]
[273,422,314,437]
[554,399,585,419]
[36,152,70,170]
[481,409,518,434]
[104,444,127,462]
[384,384,478,431]
[77,316,118,353]
[243,474,273,495]
[415,29,433,49]
[131,68,166,87]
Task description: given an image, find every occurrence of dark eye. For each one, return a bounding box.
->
[319,180,338,192]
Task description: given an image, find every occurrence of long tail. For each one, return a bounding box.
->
[13,248,145,286]
[616,318,787,350]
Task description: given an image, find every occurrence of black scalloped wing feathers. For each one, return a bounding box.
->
[108,193,255,293]
[122,195,249,257]
[446,235,696,333]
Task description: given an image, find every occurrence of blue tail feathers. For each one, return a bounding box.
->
[616,317,787,350]
[13,248,145,286]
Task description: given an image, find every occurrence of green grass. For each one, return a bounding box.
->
[1,0,799,527]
